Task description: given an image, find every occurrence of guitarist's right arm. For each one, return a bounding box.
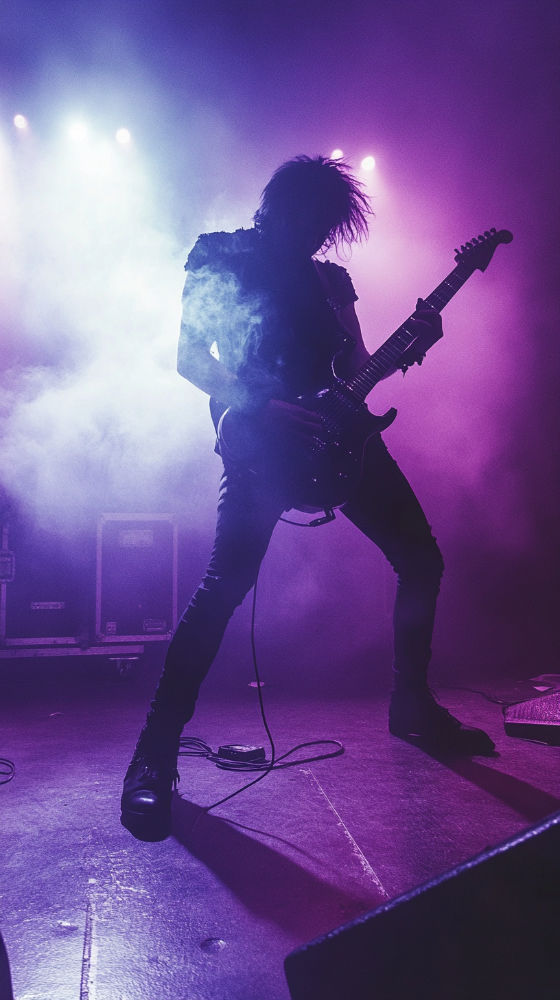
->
[177,312,256,412]
[177,271,322,441]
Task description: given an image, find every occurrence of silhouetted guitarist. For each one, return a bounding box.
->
[121,155,496,842]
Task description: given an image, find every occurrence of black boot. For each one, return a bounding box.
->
[389,686,495,757]
[121,726,180,842]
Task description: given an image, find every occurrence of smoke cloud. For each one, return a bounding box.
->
[0,0,557,683]
[0,121,221,532]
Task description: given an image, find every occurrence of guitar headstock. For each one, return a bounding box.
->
[454,227,513,273]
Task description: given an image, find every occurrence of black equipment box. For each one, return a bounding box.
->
[0,520,92,644]
[95,514,178,642]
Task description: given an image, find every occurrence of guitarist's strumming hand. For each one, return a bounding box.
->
[262,398,323,443]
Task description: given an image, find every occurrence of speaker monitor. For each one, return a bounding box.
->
[284,810,560,1000]
[0,930,13,1000]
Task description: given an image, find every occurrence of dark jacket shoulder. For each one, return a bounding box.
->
[184,228,257,272]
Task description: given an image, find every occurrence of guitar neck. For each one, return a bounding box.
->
[346,260,474,400]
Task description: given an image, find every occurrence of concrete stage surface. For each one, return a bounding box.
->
[1,663,559,999]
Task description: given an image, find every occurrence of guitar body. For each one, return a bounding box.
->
[218,385,397,512]
[217,227,512,514]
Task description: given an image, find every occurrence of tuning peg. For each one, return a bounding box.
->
[478,234,484,241]
[490,227,496,234]
[454,247,460,254]
[471,236,479,244]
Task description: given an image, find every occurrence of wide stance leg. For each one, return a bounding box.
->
[121,467,285,839]
[342,438,494,756]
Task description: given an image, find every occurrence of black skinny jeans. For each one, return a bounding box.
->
[149,435,444,729]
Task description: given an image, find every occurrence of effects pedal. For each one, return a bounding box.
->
[217,744,266,763]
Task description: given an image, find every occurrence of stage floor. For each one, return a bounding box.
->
[1,667,559,999]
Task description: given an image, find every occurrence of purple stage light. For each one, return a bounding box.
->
[13,114,28,130]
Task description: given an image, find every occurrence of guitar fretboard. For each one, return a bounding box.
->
[346,261,473,401]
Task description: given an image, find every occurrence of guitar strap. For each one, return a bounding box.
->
[312,258,339,310]
[312,259,355,345]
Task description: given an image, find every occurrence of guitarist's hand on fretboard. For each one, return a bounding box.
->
[399,298,444,369]
[412,296,443,348]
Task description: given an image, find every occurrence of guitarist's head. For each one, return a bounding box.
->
[254,155,372,260]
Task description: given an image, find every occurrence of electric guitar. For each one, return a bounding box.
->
[218,228,513,512]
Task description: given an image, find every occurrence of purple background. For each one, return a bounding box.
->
[1,0,558,691]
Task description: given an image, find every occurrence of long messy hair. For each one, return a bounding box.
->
[254,155,373,254]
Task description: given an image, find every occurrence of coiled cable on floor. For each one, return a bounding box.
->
[180,563,344,814]
[0,758,15,785]
[179,736,344,772]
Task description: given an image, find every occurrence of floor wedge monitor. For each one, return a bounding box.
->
[285,810,560,1000]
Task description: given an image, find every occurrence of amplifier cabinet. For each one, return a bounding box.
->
[95,514,178,642]
[0,520,92,643]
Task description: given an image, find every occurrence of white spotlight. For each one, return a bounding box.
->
[361,155,376,171]
[330,148,344,160]
[13,114,29,130]
[115,127,131,146]
[67,120,89,142]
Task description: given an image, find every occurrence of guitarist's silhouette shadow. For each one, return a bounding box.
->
[171,795,386,939]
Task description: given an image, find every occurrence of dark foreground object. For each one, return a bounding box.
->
[0,930,14,1000]
[285,809,560,1000]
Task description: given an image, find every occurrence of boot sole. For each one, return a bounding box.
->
[389,722,496,757]
[120,808,171,842]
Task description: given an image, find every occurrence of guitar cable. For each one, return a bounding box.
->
[0,758,15,785]
[180,551,344,815]
[280,507,336,528]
